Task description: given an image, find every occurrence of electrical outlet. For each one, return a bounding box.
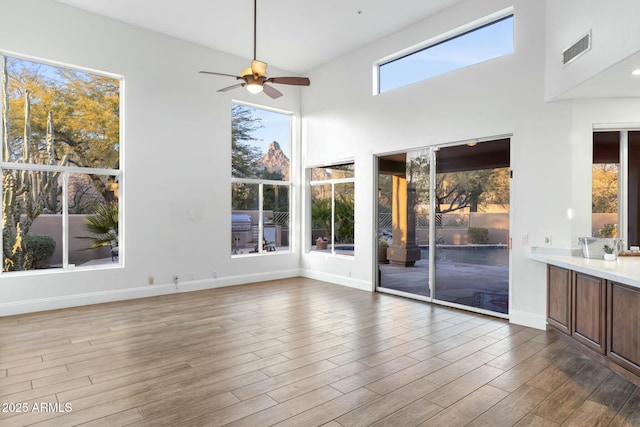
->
[148,276,154,285]
[521,234,529,244]
[544,236,552,245]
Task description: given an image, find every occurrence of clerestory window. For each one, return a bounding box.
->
[377,10,514,93]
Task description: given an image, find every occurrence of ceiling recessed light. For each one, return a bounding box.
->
[632,68,640,76]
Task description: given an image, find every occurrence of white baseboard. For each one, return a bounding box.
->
[178,269,301,292]
[300,269,373,292]
[0,269,302,317]
[0,285,177,316]
[3,270,541,331]
[509,309,546,330]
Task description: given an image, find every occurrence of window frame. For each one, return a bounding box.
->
[309,163,355,257]
[1,53,123,274]
[230,102,294,257]
[374,7,514,94]
[592,128,640,249]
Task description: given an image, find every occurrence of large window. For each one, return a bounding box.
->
[592,130,640,248]
[231,103,292,255]
[1,55,121,273]
[309,163,355,256]
[377,11,514,93]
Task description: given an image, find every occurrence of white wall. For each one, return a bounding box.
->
[544,0,640,100]
[299,0,640,329]
[4,0,640,329]
[1,0,303,315]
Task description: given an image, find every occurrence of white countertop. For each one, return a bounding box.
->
[526,250,640,289]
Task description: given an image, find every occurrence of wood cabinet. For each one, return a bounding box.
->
[547,265,572,335]
[547,267,607,352]
[546,264,640,382]
[572,272,606,354]
[608,281,640,376]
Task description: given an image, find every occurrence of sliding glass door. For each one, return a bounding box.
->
[377,139,510,316]
[432,142,510,314]
[378,150,431,297]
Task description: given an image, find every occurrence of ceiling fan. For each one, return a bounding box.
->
[199,0,311,99]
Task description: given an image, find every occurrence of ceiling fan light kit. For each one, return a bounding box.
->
[246,79,263,94]
[199,0,310,99]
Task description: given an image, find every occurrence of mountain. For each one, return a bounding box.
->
[258,141,290,180]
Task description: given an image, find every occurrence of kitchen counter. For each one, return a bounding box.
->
[526,250,640,289]
[528,248,640,384]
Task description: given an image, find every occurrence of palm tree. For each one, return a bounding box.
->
[312,198,332,239]
[77,201,118,250]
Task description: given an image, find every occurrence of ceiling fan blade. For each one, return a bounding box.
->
[266,77,311,86]
[199,71,241,79]
[262,84,283,99]
[251,60,268,77]
[217,83,245,93]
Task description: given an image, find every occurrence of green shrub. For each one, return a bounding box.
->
[335,196,354,243]
[24,233,56,269]
[599,223,617,238]
[468,227,489,244]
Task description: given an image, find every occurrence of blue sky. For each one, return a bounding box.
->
[380,15,514,93]
[8,56,91,82]
[248,106,292,158]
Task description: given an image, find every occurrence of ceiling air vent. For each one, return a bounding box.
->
[562,31,591,65]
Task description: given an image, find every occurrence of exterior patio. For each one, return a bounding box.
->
[380,245,509,314]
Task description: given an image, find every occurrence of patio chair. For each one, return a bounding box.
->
[255,238,276,252]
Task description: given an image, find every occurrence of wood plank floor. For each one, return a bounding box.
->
[1,277,639,426]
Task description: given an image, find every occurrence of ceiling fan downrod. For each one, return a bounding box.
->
[198,0,310,99]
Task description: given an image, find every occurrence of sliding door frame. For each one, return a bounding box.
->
[375,135,512,319]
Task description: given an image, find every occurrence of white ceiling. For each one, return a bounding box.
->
[557,50,640,100]
[54,0,464,75]
[52,0,640,98]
